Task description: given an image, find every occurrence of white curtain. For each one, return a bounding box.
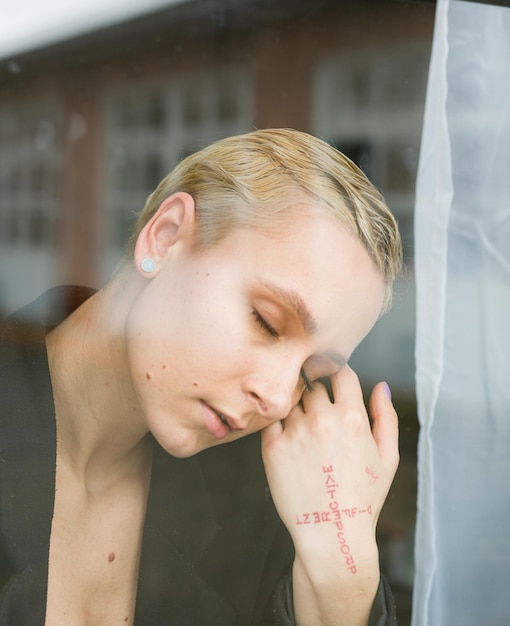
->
[413,1,510,625]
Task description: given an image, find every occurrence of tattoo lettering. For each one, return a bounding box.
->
[294,465,374,575]
[365,465,380,485]
[322,466,358,573]
[295,505,372,525]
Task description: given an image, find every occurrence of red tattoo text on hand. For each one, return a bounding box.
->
[322,466,358,574]
[294,466,374,575]
[295,505,373,525]
[365,465,380,485]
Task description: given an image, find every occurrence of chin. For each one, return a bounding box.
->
[150,426,211,459]
[157,436,204,458]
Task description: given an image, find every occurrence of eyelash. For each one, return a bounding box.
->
[252,309,279,339]
[301,369,314,392]
[252,309,314,392]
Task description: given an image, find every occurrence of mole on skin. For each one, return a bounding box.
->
[108,552,116,563]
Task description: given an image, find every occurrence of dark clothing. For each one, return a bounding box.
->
[0,287,397,625]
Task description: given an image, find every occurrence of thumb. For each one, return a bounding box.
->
[369,382,399,471]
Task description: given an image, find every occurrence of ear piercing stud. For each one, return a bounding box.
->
[141,258,156,273]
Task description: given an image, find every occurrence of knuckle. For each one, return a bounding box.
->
[341,404,368,431]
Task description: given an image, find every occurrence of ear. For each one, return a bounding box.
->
[134,192,196,276]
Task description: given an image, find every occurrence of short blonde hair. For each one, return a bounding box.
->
[126,128,402,311]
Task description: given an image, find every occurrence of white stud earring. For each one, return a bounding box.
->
[141,258,156,273]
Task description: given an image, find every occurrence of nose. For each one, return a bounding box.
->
[242,366,303,422]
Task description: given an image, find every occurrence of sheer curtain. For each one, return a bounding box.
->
[413,1,510,625]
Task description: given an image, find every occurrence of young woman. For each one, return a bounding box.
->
[0,128,402,625]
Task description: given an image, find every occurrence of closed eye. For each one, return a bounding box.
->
[253,308,314,392]
[252,309,279,339]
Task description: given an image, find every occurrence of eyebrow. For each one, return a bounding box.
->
[256,278,348,369]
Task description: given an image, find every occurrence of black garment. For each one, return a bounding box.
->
[0,287,397,625]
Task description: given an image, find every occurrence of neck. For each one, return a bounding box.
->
[46,269,151,492]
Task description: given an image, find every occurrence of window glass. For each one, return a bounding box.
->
[103,69,253,269]
[0,3,436,624]
[0,105,60,307]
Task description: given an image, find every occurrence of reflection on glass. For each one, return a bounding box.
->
[147,93,166,130]
[0,3,437,623]
[182,86,202,126]
[385,143,418,193]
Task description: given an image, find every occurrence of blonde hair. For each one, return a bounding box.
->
[126,128,402,311]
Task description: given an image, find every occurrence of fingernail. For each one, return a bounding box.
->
[383,382,392,400]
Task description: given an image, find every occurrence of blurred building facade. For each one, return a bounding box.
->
[0,0,434,384]
[0,0,432,308]
[0,2,434,620]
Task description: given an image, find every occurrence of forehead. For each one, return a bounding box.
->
[209,209,386,354]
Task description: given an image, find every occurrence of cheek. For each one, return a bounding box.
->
[125,282,250,395]
[123,287,186,402]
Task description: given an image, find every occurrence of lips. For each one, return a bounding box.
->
[217,410,243,431]
[200,401,242,440]
[217,412,228,425]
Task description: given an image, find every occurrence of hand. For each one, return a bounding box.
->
[261,366,399,578]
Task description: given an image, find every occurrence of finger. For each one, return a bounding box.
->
[369,382,399,469]
[330,365,365,407]
[300,379,333,412]
[260,419,284,448]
